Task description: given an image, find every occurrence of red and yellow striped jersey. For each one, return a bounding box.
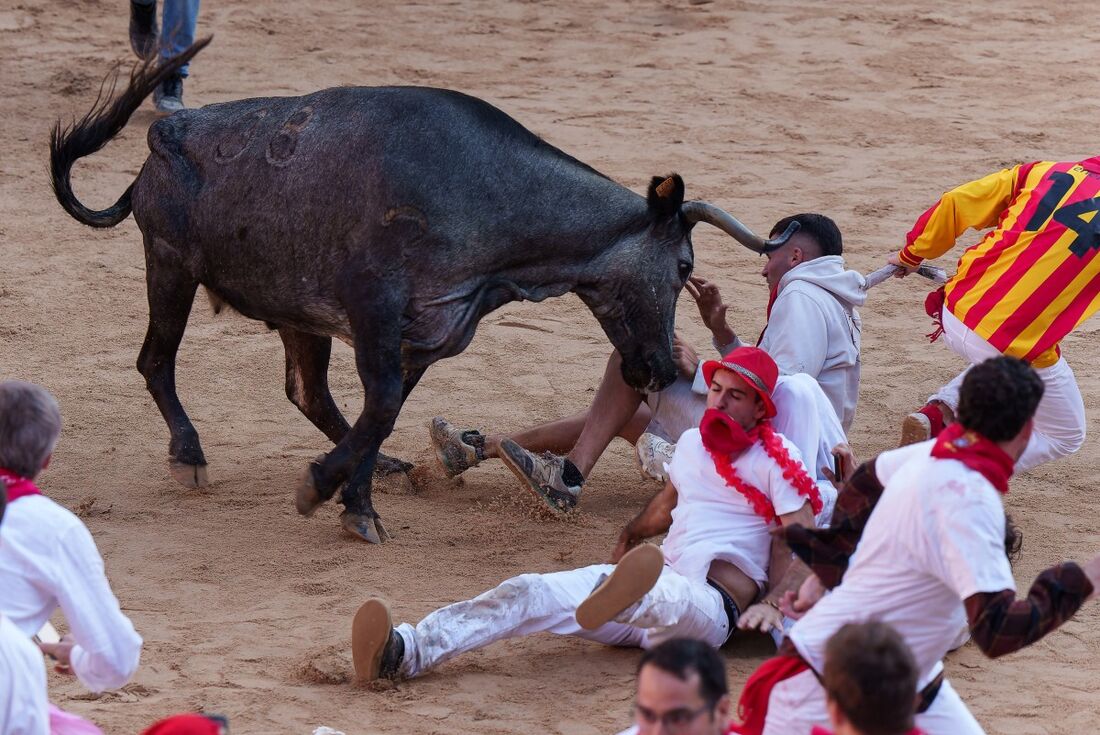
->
[897,156,1100,367]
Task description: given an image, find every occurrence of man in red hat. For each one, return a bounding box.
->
[429,213,858,515]
[892,156,1100,470]
[351,347,824,682]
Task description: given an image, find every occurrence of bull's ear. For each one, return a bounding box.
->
[646,174,685,218]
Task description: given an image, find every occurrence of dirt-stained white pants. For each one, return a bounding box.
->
[930,309,1086,471]
[761,669,984,735]
[395,563,728,678]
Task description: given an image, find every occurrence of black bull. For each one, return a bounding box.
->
[49,40,797,543]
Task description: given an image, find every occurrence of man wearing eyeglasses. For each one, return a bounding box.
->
[617,638,732,735]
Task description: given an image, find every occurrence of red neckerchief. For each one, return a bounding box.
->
[924,286,946,343]
[756,286,779,346]
[700,410,823,524]
[727,654,811,734]
[929,424,1014,495]
[809,729,924,735]
[0,468,43,502]
[141,714,223,735]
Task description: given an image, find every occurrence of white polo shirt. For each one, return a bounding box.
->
[663,428,812,586]
[789,440,1015,686]
[0,494,142,693]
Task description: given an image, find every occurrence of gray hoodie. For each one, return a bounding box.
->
[694,256,866,431]
[760,256,865,431]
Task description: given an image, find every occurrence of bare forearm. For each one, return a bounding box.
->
[763,506,815,603]
[711,323,738,351]
[621,482,677,542]
[762,537,810,604]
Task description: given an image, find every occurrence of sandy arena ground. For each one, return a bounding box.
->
[3,0,1100,732]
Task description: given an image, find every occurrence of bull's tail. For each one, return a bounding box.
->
[49,37,212,228]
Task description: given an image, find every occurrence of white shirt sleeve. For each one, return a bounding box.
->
[52,523,143,693]
[927,479,1016,600]
[691,336,745,395]
[764,439,812,517]
[874,441,935,487]
[759,290,829,377]
[690,360,709,395]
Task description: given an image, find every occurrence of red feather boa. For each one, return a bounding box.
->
[705,421,823,524]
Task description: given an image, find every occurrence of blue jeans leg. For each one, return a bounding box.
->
[160,0,201,77]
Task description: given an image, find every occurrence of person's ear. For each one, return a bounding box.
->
[754,396,767,423]
[714,693,731,723]
[42,454,52,471]
[1010,417,1035,461]
[826,698,845,729]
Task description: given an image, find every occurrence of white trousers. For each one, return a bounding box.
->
[395,564,728,678]
[762,669,985,735]
[930,309,1086,471]
[646,373,840,524]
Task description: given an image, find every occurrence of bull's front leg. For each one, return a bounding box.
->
[294,305,405,543]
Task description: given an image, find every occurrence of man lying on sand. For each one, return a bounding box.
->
[352,348,828,682]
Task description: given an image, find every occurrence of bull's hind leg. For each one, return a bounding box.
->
[295,302,410,543]
[278,328,351,444]
[278,327,413,476]
[137,248,207,487]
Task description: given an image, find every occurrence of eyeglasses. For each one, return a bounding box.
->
[633,702,714,733]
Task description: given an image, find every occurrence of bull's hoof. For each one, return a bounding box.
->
[374,453,413,477]
[341,512,392,544]
[169,459,209,488]
[296,463,325,517]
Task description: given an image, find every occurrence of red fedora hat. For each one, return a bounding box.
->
[701,346,778,418]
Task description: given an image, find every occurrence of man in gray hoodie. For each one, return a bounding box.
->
[430,213,865,514]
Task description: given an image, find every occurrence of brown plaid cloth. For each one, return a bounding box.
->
[967,562,1093,657]
[777,458,883,590]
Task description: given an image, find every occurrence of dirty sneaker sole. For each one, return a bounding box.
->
[635,432,672,483]
[498,439,578,515]
[575,543,664,630]
[428,417,474,478]
[351,598,392,683]
[900,412,931,447]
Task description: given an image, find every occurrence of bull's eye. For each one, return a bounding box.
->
[678,259,693,282]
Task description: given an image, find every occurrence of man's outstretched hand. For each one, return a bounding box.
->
[672,333,700,379]
[38,635,75,675]
[821,443,857,489]
[778,574,826,620]
[738,602,783,633]
[610,530,640,564]
[686,276,736,346]
[886,253,920,278]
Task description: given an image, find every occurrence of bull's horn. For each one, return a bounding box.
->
[681,201,800,254]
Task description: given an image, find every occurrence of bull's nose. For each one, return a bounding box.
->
[645,363,677,393]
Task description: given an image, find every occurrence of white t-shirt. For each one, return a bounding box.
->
[0,613,48,735]
[789,440,1015,686]
[0,495,142,693]
[663,428,812,586]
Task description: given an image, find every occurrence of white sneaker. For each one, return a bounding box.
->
[635,433,675,483]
